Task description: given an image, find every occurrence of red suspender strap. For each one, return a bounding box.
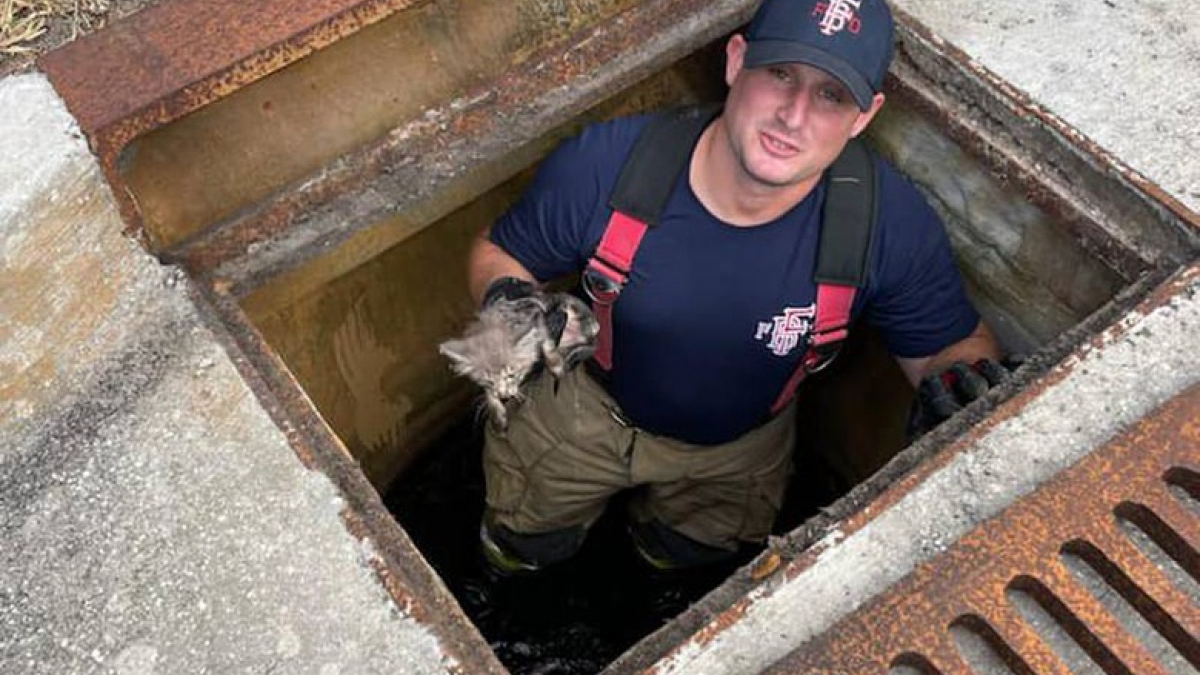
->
[810,283,855,347]
[584,211,649,370]
[769,283,857,414]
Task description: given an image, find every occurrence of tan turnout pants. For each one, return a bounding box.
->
[483,365,795,558]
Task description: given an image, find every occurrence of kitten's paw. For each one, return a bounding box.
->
[543,348,566,378]
[487,395,509,430]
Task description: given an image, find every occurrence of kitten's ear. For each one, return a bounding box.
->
[438,339,470,369]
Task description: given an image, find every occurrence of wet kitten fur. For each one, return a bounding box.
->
[439,292,598,428]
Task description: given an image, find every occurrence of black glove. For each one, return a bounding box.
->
[483,278,584,349]
[542,292,597,365]
[906,357,1015,441]
[482,276,538,307]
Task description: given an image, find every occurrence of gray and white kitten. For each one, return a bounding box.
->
[439,292,598,428]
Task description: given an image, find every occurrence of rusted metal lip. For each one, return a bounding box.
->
[891,7,1200,234]
[168,0,756,293]
[888,8,1200,279]
[39,0,420,159]
[186,282,508,674]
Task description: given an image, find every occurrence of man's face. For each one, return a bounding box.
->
[721,35,883,190]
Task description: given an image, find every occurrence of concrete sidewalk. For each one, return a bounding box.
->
[2,1,1197,674]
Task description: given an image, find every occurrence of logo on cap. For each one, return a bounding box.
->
[813,0,862,36]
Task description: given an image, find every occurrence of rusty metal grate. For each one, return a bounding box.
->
[764,384,1200,675]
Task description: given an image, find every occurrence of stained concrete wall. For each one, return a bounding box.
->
[240,57,726,490]
[119,0,645,252]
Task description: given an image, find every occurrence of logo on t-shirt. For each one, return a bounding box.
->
[755,305,816,356]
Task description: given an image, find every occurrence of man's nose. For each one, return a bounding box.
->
[777,90,810,130]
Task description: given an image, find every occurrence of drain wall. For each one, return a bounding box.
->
[241,55,727,487]
[116,0,644,252]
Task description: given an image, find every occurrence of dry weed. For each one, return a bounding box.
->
[1,0,110,55]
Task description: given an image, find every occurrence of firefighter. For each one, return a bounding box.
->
[464,0,1007,574]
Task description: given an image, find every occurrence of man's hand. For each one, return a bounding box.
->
[482,276,539,307]
[481,277,597,376]
[542,292,598,372]
[482,277,564,340]
[906,357,1015,441]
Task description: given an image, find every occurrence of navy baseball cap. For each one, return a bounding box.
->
[744,0,896,111]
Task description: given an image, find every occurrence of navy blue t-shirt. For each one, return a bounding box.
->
[491,113,979,445]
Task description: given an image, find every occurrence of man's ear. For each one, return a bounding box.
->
[725,34,748,87]
[850,92,886,138]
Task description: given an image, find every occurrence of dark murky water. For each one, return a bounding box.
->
[385,416,841,675]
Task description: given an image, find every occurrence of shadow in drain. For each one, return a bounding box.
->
[385,416,841,675]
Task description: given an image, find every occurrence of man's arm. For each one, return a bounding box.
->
[467,226,538,305]
[894,319,1002,388]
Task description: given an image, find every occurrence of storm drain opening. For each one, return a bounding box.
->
[51,2,1199,673]
[226,36,1191,674]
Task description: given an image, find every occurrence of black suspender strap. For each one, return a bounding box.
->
[815,138,877,288]
[769,137,879,413]
[608,103,723,224]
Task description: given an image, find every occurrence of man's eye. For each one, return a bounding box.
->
[769,67,791,82]
[819,87,845,102]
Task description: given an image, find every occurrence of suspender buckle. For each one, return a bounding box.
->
[802,340,842,373]
[583,260,624,305]
[803,325,850,373]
